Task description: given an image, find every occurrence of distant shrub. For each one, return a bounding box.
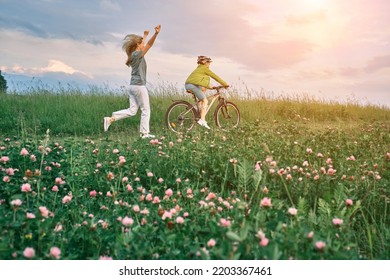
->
[0,70,7,95]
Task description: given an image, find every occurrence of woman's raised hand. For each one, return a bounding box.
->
[155,25,161,33]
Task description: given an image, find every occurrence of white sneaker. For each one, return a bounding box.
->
[197,119,210,129]
[104,117,112,132]
[141,133,156,139]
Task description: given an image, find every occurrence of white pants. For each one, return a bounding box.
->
[112,85,151,134]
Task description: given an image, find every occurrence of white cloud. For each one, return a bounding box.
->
[100,0,120,11]
[38,60,93,78]
[4,60,94,79]
[364,54,390,73]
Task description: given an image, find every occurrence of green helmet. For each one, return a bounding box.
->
[197,56,212,64]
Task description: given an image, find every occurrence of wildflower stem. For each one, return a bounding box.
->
[360,209,374,259]
[281,178,295,207]
[52,192,58,211]
[221,162,230,196]
[37,129,50,200]
[249,171,263,206]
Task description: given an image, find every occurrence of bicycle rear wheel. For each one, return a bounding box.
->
[214,101,240,129]
[165,101,197,133]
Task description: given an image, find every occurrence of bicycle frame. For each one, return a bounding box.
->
[204,92,223,116]
[181,90,225,118]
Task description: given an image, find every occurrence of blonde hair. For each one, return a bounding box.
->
[122,34,143,67]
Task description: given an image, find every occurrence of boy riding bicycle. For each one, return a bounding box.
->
[185,56,229,129]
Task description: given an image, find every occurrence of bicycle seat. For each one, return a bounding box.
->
[186,89,198,102]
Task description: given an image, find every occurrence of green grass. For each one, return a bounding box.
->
[1,86,389,136]
[0,86,389,260]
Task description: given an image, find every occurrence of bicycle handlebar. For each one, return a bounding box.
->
[211,85,229,90]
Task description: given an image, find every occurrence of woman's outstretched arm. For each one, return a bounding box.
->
[142,24,161,56]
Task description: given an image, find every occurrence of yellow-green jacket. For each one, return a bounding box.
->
[185,64,228,88]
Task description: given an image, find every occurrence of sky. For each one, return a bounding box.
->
[1,0,390,107]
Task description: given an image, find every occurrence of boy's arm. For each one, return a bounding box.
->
[206,68,228,87]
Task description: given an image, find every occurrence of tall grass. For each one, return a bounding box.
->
[1,83,389,137]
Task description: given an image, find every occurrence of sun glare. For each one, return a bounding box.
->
[305,0,327,8]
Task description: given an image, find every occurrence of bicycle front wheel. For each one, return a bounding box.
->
[165,101,197,133]
[214,101,240,130]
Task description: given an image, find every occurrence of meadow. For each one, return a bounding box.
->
[0,85,389,260]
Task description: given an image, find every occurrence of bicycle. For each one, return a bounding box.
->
[165,85,240,133]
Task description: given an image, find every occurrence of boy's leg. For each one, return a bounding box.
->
[184,84,209,129]
[200,97,208,120]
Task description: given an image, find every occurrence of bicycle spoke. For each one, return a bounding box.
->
[214,102,240,130]
[165,101,197,133]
